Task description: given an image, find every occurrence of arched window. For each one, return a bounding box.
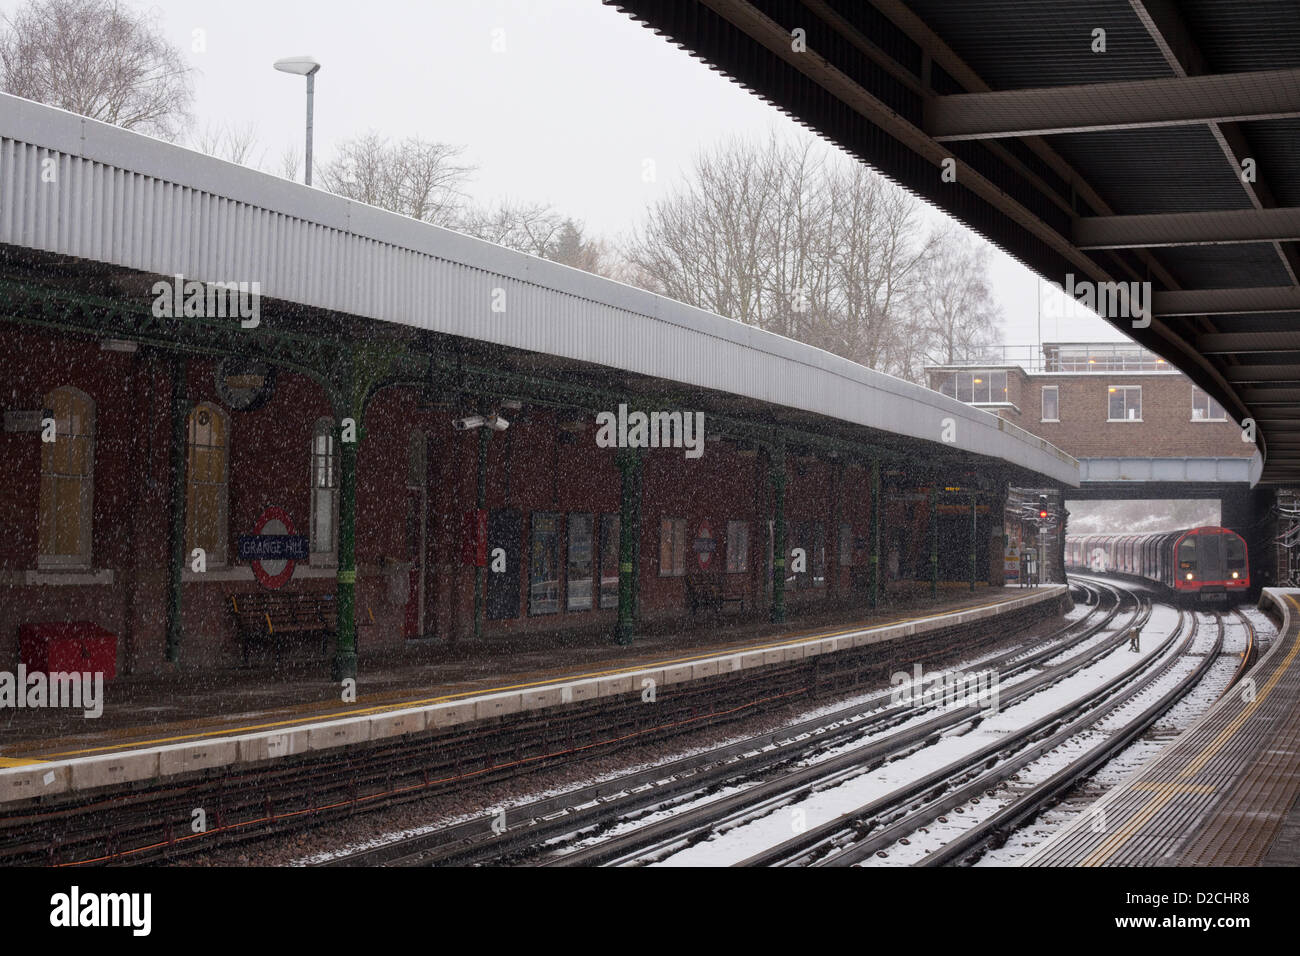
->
[310,418,338,562]
[38,387,95,567]
[186,403,229,566]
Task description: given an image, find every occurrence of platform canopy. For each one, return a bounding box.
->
[609,0,1300,484]
[0,90,1076,487]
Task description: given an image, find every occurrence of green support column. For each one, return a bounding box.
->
[615,447,641,644]
[474,426,490,640]
[929,484,939,600]
[970,491,978,592]
[165,357,188,663]
[333,419,360,680]
[770,443,787,624]
[631,449,643,622]
[869,461,880,610]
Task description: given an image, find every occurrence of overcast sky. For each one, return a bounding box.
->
[6,0,1129,353]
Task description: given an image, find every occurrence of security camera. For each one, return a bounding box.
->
[453,414,485,430]
[486,413,510,432]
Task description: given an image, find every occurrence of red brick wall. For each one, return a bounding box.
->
[928,367,1252,460]
[3,327,1013,672]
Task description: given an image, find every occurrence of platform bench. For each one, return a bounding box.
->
[229,591,336,665]
[685,574,747,615]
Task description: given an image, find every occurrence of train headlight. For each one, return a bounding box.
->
[1232,572,1239,579]
[1186,573,1194,580]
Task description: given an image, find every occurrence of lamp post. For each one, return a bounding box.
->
[273,56,321,186]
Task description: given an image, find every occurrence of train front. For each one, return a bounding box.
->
[1173,527,1250,601]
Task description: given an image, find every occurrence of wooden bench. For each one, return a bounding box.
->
[229,591,336,665]
[685,574,747,615]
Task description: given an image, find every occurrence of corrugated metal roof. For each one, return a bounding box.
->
[608,0,1299,484]
[0,91,1077,485]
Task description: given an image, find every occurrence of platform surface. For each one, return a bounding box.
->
[0,585,1067,805]
[1025,588,1300,867]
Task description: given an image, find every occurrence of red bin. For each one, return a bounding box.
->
[18,622,118,680]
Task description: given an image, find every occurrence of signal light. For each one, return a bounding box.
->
[1038,510,1048,519]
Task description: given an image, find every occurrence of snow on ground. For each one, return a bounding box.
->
[974,610,1270,866]
[648,604,1183,866]
[297,603,1099,865]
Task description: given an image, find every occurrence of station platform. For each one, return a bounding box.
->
[1025,588,1300,867]
[0,584,1068,807]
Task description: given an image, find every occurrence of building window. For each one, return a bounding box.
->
[1107,385,1142,421]
[659,517,686,576]
[1192,387,1226,421]
[726,520,749,573]
[567,512,594,611]
[937,370,1008,404]
[310,419,338,563]
[1041,386,1059,422]
[598,514,620,609]
[839,523,853,566]
[186,403,229,566]
[38,387,95,568]
[528,512,561,614]
[790,521,826,588]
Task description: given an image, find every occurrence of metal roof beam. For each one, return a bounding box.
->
[1156,286,1300,316]
[926,69,1300,141]
[1198,331,1300,355]
[1224,364,1300,383]
[1075,207,1300,249]
[1238,387,1300,405]
[1131,0,1300,285]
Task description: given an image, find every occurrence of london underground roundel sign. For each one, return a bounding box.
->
[238,506,309,590]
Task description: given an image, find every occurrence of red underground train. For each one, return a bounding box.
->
[1064,526,1250,603]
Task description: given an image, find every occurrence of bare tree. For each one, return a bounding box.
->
[457,201,615,275]
[625,132,963,383]
[915,227,1001,367]
[317,132,473,226]
[191,120,264,167]
[276,144,301,183]
[0,0,193,141]
[458,200,568,257]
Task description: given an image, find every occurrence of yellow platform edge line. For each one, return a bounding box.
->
[22,589,1051,761]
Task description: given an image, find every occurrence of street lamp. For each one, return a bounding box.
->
[273,56,321,186]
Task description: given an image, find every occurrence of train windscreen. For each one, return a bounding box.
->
[1225,535,1246,577]
[1198,532,1224,581]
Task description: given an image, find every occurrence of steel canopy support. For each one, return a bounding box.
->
[328,343,403,681]
[474,426,490,641]
[970,491,978,593]
[164,356,189,663]
[870,460,881,610]
[769,441,787,624]
[929,485,939,600]
[615,447,642,645]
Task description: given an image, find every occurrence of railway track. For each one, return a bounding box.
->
[913,608,1249,866]
[322,581,1142,867]
[0,591,1067,866]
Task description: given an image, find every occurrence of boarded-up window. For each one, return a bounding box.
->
[659,517,686,576]
[310,419,338,562]
[38,387,95,567]
[186,403,229,565]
